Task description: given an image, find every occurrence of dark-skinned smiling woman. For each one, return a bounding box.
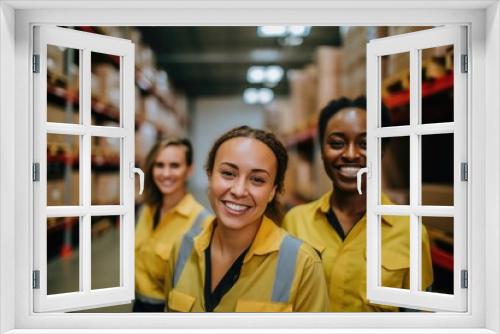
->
[151,126,329,312]
[283,97,433,312]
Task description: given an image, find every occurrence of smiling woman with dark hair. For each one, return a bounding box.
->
[150,126,329,312]
[283,96,434,312]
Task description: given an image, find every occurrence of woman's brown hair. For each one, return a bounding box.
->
[142,138,193,207]
[205,125,288,224]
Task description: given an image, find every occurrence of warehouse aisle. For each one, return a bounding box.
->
[48,225,133,313]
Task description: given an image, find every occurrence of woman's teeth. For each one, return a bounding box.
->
[224,201,249,213]
[338,166,361,177]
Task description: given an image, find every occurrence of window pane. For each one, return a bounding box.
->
[47,217,80,295]
[380,215,410,290]
[47,134,80,206]
[381,136,410,205]
[421,216,453,294]
[47,45,80,124]
[91,52,121,127]
[421,45,454,124]
[91,136,121,205]
[91,216,121,290]
[421,133,454,206]
[381,52,410,127]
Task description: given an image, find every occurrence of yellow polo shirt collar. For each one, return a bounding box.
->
[316,191,395,227]
[174,193,198,217]
[192,216,281,263]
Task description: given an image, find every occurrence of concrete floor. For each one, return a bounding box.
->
[48,225,133,312]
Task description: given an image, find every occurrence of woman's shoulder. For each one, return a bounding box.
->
[285,194,329,219]
[136,204,155,223]
[296,241,322,265]
[273,225,321,264]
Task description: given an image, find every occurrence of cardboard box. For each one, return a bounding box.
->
[47,103,80,124]
[47,44,65,83]
[92,172,121,205]
[288,68,317,132]
[317,73,342,112]
[316,46,343,74]
[295,156,315,200]
[313,146,331,197]
[93,64,120,107]
[47,179,66,206]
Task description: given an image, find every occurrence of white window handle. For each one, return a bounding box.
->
[130,162,145,195]
[356,165,370,195]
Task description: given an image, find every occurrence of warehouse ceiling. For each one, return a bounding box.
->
[137,27,341,98]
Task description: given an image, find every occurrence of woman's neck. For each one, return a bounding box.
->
[161,189,187,213]
[211,218,261,257]
[330,188,367,215]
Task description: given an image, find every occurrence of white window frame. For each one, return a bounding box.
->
[366,26,468,312]
[33,26,136,312]
[0,1,499,333]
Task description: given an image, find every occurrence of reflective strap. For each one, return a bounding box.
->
[271,235,303,303]
[135,292,165,305]
[173,209,211,287]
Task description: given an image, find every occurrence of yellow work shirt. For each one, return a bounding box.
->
[282,192,434,312]
[158,216,329,312]
[135,193,212,302]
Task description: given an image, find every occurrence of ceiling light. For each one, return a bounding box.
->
[257,26,287,37]
[287,26,311,37]
[243,88,274,105]
[265,66,284,84]
[259,88,274,104]
[282,35,304,46]
[243,88,260,105]
[247,66,266,84]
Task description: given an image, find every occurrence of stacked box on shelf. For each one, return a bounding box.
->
[92,172,121,205]
[340,27,366,98]
[47,103,80,125]
[287,67,317,134]
[387,26,431,36]
[316,46,342,114]
[135,121,158,168]
[136,43,156,70]
[283,151,299,205]
[173,91,189,128]
[312,144,332,198]
[99,26,126,39]
[421,183,454,234]
[90,130,121,205]
[385,26,432,77]
[135,86,145,120]
[295,155,316,201]
[47,44,65,84]
[93,63,120,108]
[262,98,288,135]
[47,179,65,206]
[71,171,80,205]
[340,27,388,98]
[276,100,293,137]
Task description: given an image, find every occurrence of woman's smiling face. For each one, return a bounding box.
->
[322,107,367,193]
[208,137,277,231]
[152,145,191,197]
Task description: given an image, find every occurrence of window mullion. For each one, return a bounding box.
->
[122,48,135,293]
[81,48,92,294]
[409,48,421,292]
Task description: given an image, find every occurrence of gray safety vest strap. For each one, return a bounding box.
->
[271,235,303,303]
[135,292,165,305]
[173,208,211,287]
